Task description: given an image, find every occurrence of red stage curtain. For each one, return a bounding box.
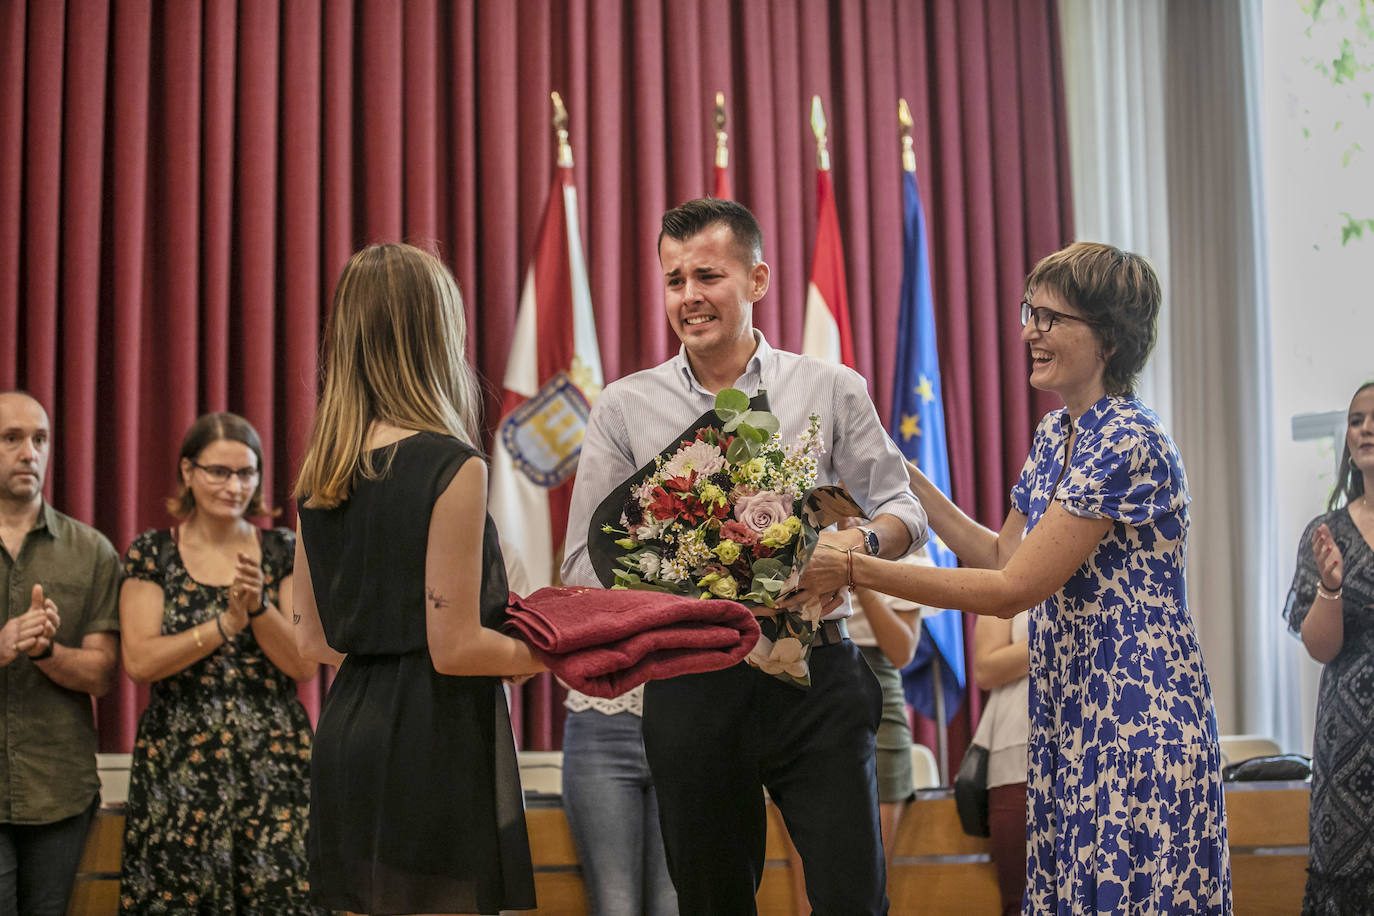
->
[1,0,1071,756]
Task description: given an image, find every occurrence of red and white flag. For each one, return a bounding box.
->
[488,158,603,594]
[802,167,856,367]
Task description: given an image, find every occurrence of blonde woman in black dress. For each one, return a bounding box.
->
[293,243,545,916]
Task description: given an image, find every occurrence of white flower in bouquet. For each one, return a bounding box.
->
[746,635,809,679]
[635,517,670,540]
[661,439,727,480]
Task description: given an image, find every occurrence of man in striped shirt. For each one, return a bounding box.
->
[563,198,926,915]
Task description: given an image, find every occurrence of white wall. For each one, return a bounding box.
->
[1262,0,1374,753]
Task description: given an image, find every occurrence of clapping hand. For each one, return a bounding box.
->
[1313,523,1344,593]
[1,585,58,665]
[226,552,264,632]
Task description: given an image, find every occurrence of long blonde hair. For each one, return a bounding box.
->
[294,243,482,508]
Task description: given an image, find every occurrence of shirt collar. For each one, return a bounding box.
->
[672,330,774,394]
[33,500,58,539]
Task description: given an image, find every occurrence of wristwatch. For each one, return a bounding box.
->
[856,526,880,557]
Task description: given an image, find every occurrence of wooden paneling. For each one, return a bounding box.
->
[1225,784,1310,847]
[67,781,1312,916]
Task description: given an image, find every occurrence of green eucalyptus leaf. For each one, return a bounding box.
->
[739,425,766,445]
[741,411,780,436]
[726,437,754,465]
[715,388,750,414]
[752,557,788,580]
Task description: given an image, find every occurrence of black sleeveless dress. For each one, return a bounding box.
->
[298,433,535,915]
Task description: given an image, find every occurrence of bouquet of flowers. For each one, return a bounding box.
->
[587,389,837,687]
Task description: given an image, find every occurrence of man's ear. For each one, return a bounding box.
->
[748,260,770,303]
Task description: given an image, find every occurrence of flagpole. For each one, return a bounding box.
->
[899,98,916,174]
[932,660,948,784]
[714,92,728,171]
[713,91,732,200]
[551,91,573,168]
[810,95,830,172]
[900,96,951,784]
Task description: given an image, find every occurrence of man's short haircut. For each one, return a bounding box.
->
[659,197,764,265]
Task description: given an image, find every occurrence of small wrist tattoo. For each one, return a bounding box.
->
[426,587,451,609]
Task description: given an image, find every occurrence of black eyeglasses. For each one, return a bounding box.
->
[193,463,260,485]
[1020,299,1089,333]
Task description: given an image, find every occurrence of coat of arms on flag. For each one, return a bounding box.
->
[498,370,592,488]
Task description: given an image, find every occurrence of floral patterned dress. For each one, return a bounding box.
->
[1011,396,1231,915]
[1285,507,1374,914]
[118,527,326,916]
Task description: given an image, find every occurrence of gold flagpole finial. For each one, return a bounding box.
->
[551,91,573,168]
[898,98,916,174]
[810,95,830,172]
[714,91,729,169]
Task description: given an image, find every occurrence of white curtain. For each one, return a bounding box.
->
[1059,0,1294,746]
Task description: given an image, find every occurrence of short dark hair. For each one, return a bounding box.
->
[658,197,763,264]
[167,412,277,519]
[1025,242,1162,396]
[1331,380,1374,511]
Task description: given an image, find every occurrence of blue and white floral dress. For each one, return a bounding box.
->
[1011,395,1231,915]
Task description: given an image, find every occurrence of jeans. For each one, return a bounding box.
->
[0,796,98,916]
[561,709,678,916]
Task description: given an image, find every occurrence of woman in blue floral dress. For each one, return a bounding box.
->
[802,242,1231,914]
[118,413,325,915]
[1284,380,1374,914]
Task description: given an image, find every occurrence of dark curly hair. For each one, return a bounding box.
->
[1025,242,1162,397]
[1330,380,1374,512]
[658,197,763,265]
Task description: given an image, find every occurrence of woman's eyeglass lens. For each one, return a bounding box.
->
[1020,300,1083,333]
[194,463,260,485]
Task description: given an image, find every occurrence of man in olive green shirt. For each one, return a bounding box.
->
[0,392,120,916]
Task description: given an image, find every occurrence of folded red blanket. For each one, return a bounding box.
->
[505,587,760,698]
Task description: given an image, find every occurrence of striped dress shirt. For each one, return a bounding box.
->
[561,331,928,622]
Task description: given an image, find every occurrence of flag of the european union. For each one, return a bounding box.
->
[892,167,965,725]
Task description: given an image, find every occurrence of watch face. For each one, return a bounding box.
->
[861,527,879,556]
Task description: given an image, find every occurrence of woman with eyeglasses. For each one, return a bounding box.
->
[118,412,324,915]
[1284,380,1374,913]
[797,242,1231,914]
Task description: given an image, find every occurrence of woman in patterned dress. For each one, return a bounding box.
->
[118,413,324,915]
[1285,380,1374,914]
[800,242,1231,914]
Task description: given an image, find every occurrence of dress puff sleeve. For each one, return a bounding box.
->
[1283,513,1328,637]
[122,529,167,585]
[262,527,296,583]
[1055,417,1186,528]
